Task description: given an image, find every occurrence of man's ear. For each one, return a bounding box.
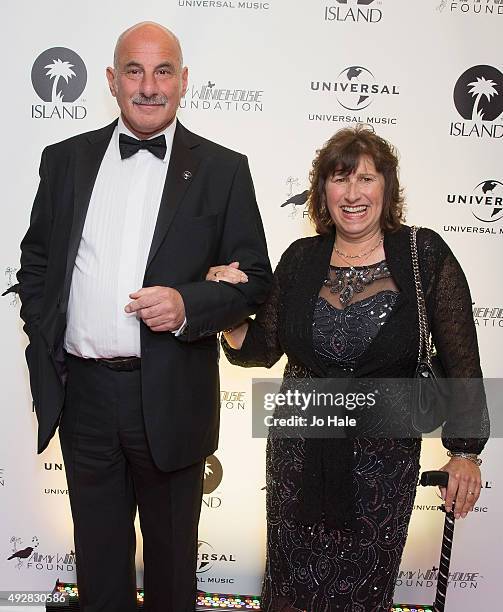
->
[106,66,117,97]
[181,66,189,98]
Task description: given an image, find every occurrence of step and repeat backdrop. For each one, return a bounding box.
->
[1,0,501,609]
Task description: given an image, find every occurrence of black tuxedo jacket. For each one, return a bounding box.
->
[17,119,272,469]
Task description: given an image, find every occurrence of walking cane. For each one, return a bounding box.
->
[420,470,455,612]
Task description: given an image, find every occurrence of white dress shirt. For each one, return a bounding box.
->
[64,117,177,358]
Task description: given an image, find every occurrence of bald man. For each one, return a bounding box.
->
[17,22,271,612]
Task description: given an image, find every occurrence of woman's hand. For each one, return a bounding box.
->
[223,321,249,350]
[438,457,482,519]
[206,261,248,284]
[205,262,249,349]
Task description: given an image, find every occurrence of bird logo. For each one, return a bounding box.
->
[2,267,19,306]
[7,536,39,569]
[281,177,309,219]
[281,190,309,208]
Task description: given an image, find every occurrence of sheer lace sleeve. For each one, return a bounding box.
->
[221,242,298,368]
[421,230,489,454]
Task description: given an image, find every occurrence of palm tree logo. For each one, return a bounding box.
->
[204,460,213,479]
[468,76,498,121]
[44,58,76,102]
[202,454,222,494]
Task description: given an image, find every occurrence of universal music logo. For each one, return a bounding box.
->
[309,65,399,125]
[446,179,503,223]
[43,462,68,495]
[180,81,264,112]
[7,536,75,572]
[443,178,503,236]
[396,567,483,590]
[196,540,236,585]
[437,0,503,15]
[31,47,87,120]
[414,479,492,513]
[324,0,383,23]
[178,0,269,9]
[450,65,503,138]
[414,501,489,512]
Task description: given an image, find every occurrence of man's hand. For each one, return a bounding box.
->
[125,286,185,332]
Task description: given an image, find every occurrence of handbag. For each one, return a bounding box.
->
[410,226,448,433]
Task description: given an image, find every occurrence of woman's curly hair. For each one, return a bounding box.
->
[307,125,405,234]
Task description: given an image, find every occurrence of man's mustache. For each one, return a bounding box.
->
[131,94,168,106]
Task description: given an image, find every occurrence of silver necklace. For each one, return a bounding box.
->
[333,235,383,261]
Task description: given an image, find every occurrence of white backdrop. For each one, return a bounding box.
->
[1,0,502,608]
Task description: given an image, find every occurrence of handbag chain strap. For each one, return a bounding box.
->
[410,225,432,368]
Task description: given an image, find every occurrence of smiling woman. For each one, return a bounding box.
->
[209,125,488,611]
[308,125,405,238]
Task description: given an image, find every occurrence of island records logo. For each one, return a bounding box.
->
[324,0,383,23]
[203,454,223,494]
[31,47,87,120]
[450,65,503,138]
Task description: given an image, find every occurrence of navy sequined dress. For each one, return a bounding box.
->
[261,263,421,612]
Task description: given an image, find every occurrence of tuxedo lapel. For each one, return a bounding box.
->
[62,120,117,310]
[145,122,202,270]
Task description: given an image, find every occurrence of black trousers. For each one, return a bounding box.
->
[59,354,205,612]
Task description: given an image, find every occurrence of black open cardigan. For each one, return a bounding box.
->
[223,224,488,526]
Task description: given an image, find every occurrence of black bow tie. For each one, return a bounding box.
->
[119,133,167,160]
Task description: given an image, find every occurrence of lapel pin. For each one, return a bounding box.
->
[183,170,192,180]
